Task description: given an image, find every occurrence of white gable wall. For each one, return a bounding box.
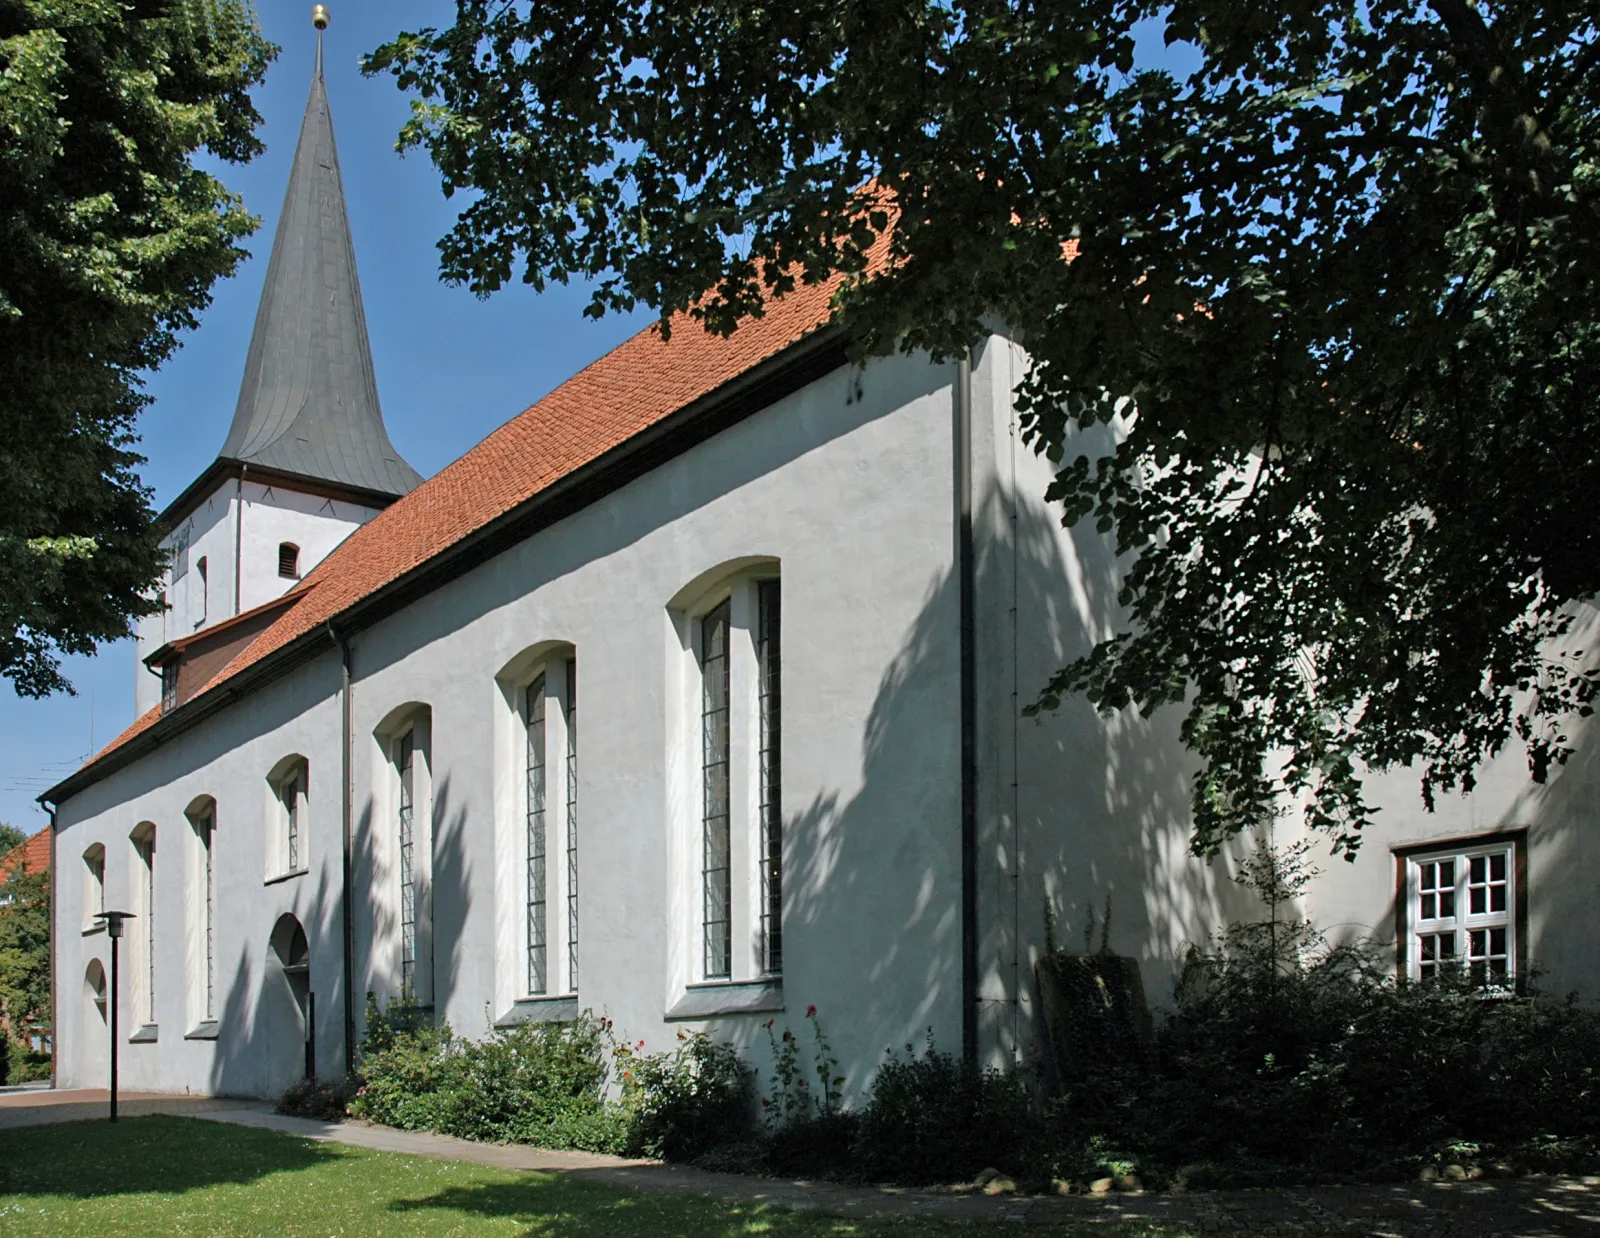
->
[133,480,381,716]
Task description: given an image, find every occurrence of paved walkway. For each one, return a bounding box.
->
[5,1089,1599,1234]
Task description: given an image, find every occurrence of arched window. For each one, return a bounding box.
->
[185,798,217,1026]
[278,542,300,579]
[375,705,432,1005]
[196,556,208,625]
[130,823,156,1029]
[494,645,577,1014]
[82,844,105,932]
[85,959,107,1026]
[266,756,309,877]
[671,559,782,984]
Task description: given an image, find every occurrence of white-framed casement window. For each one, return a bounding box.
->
[185,797,218,1031]
[521,659,578,998]
[82,843,106,932]
[1398,832,1524,989]
[129,822,157,1031]
[375,704,433,1009]
[266,755,309,879]
[673,564,783,996]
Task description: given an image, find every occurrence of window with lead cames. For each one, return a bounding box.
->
[1409,843,1514,988]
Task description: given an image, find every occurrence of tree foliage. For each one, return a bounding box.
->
[0,0,274,696]
[0,861,50,1042]
[368,2,1600,853]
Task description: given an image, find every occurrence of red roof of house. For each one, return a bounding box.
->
[0,828,50,879]
[72,277,847,780]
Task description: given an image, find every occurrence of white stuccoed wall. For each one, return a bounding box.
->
[59,347,968,1099]
[61,334,1600,1099]
[133,480,382,717]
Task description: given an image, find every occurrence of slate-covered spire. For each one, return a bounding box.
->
[220,13,422,498]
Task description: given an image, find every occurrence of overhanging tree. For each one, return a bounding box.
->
[368,2,1600,854]
[0,0,274,696]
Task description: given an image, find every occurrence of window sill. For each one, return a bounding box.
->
[264,867,310,887]
[495,996,579,1028]
[129,1024,158,1044]
[665,979,783,1021]
[184,1021,220,1041]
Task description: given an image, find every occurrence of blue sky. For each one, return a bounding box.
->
[0,2,649,827]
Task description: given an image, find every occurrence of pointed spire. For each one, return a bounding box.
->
[220,6,423,500]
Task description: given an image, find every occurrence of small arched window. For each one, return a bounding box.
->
[278,542,300,579]
[82,843,106,931]
[267,756,309,876]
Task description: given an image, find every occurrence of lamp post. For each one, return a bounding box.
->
[96,911,135,1121]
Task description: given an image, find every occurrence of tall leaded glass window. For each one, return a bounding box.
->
[143,833,156,1023]
[284,766,304,871]
[525,676,548,995]
[398,732,417,999]
[200,810,215,1019]
[758,581,782,975]
[564,659,578,994]
[701,601,733,979]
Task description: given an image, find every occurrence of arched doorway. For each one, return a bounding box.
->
[267,915,313,1088]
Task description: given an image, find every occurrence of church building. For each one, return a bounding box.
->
[43,31,1600,1101]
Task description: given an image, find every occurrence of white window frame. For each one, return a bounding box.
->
[266,756,310,879]
[672,565,783,993]
[129,823,157,1029]
[82,844,106,933]
[518,660,577,999]
[1400,834,1522,990]
[186,800,218,1027]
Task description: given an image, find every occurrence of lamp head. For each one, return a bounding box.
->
[97,910,135,939]
[312,5,329,30]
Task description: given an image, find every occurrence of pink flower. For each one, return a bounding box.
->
[806,1004,817,1018]
[761,1097,771,1107]
[764,1018,776,1030]
[637,1039,646,1050]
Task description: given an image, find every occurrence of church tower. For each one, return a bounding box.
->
[135,7,421,715]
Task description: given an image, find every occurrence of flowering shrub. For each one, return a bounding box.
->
[760,1004,843,1126]
[615,1027,754,1160]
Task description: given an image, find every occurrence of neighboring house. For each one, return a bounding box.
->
[0,827,52,1061]
[40,42,1600,1102]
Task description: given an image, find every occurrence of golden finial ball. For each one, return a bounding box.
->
[312,5,329,30]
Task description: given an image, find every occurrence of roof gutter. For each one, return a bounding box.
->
[41,323,851,808]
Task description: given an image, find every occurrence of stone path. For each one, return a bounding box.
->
[5,1089,1598,1234]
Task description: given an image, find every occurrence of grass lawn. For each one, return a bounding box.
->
[0,1116,1206,1237]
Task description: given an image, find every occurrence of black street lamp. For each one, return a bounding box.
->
[95,911,135,1121]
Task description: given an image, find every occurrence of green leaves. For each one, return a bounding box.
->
[0,0,274,697]
[371,1,1600,854]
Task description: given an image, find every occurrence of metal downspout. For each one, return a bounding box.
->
[957,352,979,1070]
[329,624,356,1074]
[43,801,57,1089]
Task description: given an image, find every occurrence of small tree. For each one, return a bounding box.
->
[0,862,51,1080]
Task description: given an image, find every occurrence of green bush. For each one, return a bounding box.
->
[1051,929,1600,1184]
[852,1037,1042,1186]
[342,997,749,1160]
[616,1029,755,1160]
[350,1007,624,1152]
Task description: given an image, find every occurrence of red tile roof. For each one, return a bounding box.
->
[69,277,846,783]
[0,827,50,879]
